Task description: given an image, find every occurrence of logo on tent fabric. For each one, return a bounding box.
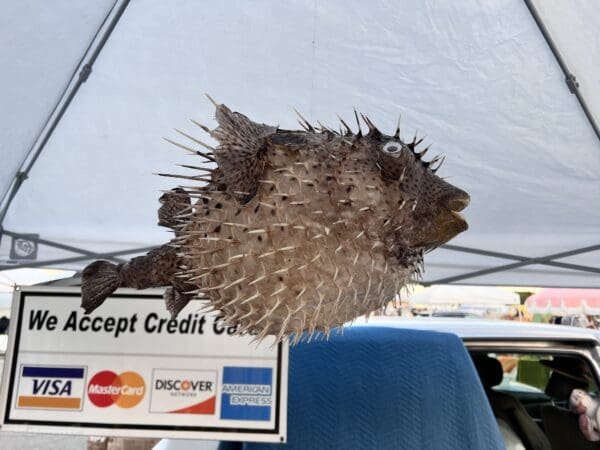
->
[17,365,86,410]
[150,369,216,414]
[87,370,145,408]
[220,367,273,421]
[10,234,38,260]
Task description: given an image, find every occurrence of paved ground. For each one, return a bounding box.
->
[0,431,87,450]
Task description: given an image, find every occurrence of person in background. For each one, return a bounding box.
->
[562,315,590,328]
[0,316,9,334]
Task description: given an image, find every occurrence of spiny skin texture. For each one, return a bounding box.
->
[81,99,469,343]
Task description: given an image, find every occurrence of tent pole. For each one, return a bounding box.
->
[0,245,156,271]
[0,0,131,229]
[442,244,600,274]
[523,0,600,142]
[1,229,125,264]
[426,244,600,285]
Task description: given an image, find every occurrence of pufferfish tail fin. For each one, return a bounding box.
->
[208,97,276,203]
[81,261,121,314]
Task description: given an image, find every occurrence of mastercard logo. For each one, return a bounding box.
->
[87,371,145,408]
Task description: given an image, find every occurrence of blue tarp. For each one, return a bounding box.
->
[223,326,504,449]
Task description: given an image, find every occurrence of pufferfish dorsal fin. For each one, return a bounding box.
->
[209,101,277,203]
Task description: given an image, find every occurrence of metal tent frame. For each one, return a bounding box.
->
[1,0,598,285]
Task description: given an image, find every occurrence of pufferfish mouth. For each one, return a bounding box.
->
[410,193,470,250]
[447,193,470,231]
[451,210,465,220]
[448,196,470,213]
[450,210,467,227]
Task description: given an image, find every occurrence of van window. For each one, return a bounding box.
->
[484,354,597,395]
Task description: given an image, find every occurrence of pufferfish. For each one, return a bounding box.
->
[81,96,469,343]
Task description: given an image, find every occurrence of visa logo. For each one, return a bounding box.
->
[32,379,72,396]
[17,365,86,410]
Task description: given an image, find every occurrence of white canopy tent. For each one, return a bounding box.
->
[1,0,599,287]
[407,285,520,307]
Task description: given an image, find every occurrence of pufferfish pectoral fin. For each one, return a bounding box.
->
[158,187,191,231]
[164,286,194,319]
[209,103,277,203]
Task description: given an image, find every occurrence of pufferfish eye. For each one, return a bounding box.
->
[382,141,403,156]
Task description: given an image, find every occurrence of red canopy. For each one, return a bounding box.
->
[525,288,600,315]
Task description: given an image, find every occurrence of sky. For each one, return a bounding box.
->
[0,268,75,313]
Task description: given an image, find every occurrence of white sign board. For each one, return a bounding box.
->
[0,286,288,443]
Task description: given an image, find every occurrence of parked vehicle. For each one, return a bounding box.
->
[357,317,600,449]
[0,334,6,379]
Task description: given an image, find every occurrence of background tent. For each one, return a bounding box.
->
[407,285,520,306]
[526,288,600,315]
[1,0,599,287]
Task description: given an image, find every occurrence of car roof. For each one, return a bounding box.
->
[350,317,600,343]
